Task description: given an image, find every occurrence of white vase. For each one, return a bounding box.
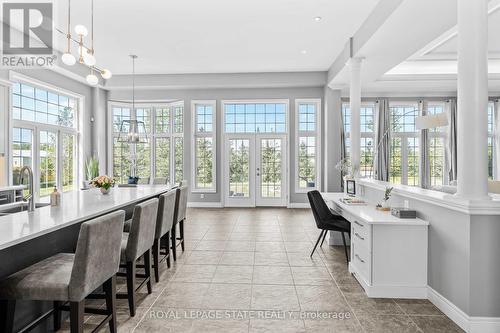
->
[381,199,389,209]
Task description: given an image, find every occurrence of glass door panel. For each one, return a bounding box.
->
[62,133,76,192]
[39,130,57,197]
[12,127,33,186]
[256,136,286,206]
[225,137,255,206]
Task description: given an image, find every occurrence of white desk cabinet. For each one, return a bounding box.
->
[322,193,429,299]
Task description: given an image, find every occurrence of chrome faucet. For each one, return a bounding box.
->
[19,166,35,212]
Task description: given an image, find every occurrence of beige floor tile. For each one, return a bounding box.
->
[184,251,223,265]
[219,251,255,265]
[410,315,465,333]
[254,251,289,266]
[212,265,254,284]
[201,283,252,309]
[251,284,300,311]
[224,240,256,252]
[296,285,351,312]
[395,299,443,316]
[357,314,420,333]
[191,318,249,333]
[291,266,334,286]
[255,241,286,252]
[252,266,293,285]
[173,264,217,283]
[154,282,210,308]
[249,319,305,333]
[194,240,227,251]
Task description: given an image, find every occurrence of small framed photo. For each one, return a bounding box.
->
[346,180,356,196]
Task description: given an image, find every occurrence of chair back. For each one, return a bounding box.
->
[307,191,334,229]
[176,185,188,223]
[155,189,177,239]
[69,210,125,301]
[137,177,151,185]
[153,177,167,185]
[126,198,159,261]
[179,179,188,187]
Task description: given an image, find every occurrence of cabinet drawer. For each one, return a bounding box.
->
[353,241,371,284]
[352,219,371,250]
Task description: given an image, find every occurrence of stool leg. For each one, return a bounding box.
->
[320,230,328,247]
[179,219,185,252]
[171,224,177,261]
[144,249,153,294]
[126,261,136,317]
[165,232,171,268]
[69,301,84,333]
[53,301,62,331]
[341,232,349,264]
[310,230,325,257]
[104,276,117,333]
[0,300,15,333]
[152,239,160,283]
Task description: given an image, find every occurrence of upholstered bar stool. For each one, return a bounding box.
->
[171,184,188,261]
[119,198,158,317]
[0,210,125,333]
[152,177,167,185]
[152,189,177,282]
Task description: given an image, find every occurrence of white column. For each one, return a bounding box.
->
[456,0,489,200]
[349,58,362,177]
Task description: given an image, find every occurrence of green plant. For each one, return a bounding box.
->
[85,156,99,181]
[384,187,393,201]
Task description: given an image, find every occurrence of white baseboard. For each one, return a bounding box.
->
[287,203,310,208]
[187,202,223,208]
[427,286,500,333]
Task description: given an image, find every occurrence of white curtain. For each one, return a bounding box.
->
[419,100,430,188]
[494,99,500,180]
[374,99,390,181]
[446,99,458,183]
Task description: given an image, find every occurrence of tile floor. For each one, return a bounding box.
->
[59,208,464,333]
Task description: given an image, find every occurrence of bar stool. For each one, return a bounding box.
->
[171,184,188,261]
[119,198,158,317]
[152,189,177,282]
[152,177,167,185]
[0,210,125,333]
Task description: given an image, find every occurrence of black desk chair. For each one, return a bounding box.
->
[307,191,351,263]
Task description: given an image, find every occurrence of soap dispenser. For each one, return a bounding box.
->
[50,187,61,206]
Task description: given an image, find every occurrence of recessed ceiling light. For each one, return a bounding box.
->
[314,16,322,22]
[301,50,307,54]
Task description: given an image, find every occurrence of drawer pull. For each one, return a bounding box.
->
[354,221,364,227]
[355,254,365,263]
[355,232,365,241]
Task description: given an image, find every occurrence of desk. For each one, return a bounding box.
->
[322,192,429,299]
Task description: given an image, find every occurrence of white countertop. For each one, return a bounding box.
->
[321,192,429,226]
[0,185,26,192]
[0,185,170,250]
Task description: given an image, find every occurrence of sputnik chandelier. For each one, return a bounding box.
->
[56,0,111,86]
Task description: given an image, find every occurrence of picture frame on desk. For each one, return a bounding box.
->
[346,180,356,196]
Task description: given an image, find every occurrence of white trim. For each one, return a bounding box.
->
[287,202,310,208]
[191,100,217,193]
[187,201,223,208]
[295,98,322,193]
[427,286,500,333]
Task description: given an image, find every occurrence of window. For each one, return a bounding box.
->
[427,103,447,186]
[341,103,376,177]
[11,79,79,198]
[389,103,419,186]
[192,101,216,192]
[111,102,184,185]
[224,102,287,133]
[296,99,321,192]
[488,102,495,179]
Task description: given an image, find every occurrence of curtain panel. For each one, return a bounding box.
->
[374,99,390,181]
[447,99,458,183]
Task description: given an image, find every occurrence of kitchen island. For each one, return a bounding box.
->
[0,185,171,332]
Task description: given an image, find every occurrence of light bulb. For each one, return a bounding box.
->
[101,69,112,79]
[86,74,98,86]
[74,24,88,36]
[83,53,96,66]
[61,52,76,66]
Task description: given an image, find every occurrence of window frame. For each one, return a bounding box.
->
[295,98,321,193]
[427,102,448,186]
[191,100,217,193]
[8,73,81,199]
[108,101,184,185]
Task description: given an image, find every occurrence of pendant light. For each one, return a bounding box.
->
[61,0,76,66]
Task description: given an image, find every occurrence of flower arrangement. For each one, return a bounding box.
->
[90,175,115,194]
[335,158,353,178]
[383,187,393,201]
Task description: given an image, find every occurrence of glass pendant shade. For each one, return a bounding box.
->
[74,24,88,36]
[61,52,76,66]
[86,74,98,86]
[83,52,96,66]
[101,69,112,79]
[117,120,148,144]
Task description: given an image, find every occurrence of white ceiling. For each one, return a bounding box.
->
[54,0,379,75]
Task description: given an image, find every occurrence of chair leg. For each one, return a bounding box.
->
[179,219,185,252]
[53,301,62,331]
[103,276,117,333]
[341,232,349,264]
[320,230,328,247]
[144,249,153,294]
[0,300,15,333]
[171,224,177,261]
[310,230,325,257]
[152,239,160,283]
[125,260,136,317]
[165,232,171,268]
[69,300,84,333]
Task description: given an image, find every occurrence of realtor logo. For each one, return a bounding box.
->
[2,2,56,67]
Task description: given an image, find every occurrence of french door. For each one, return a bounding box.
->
[224,134,287,207]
